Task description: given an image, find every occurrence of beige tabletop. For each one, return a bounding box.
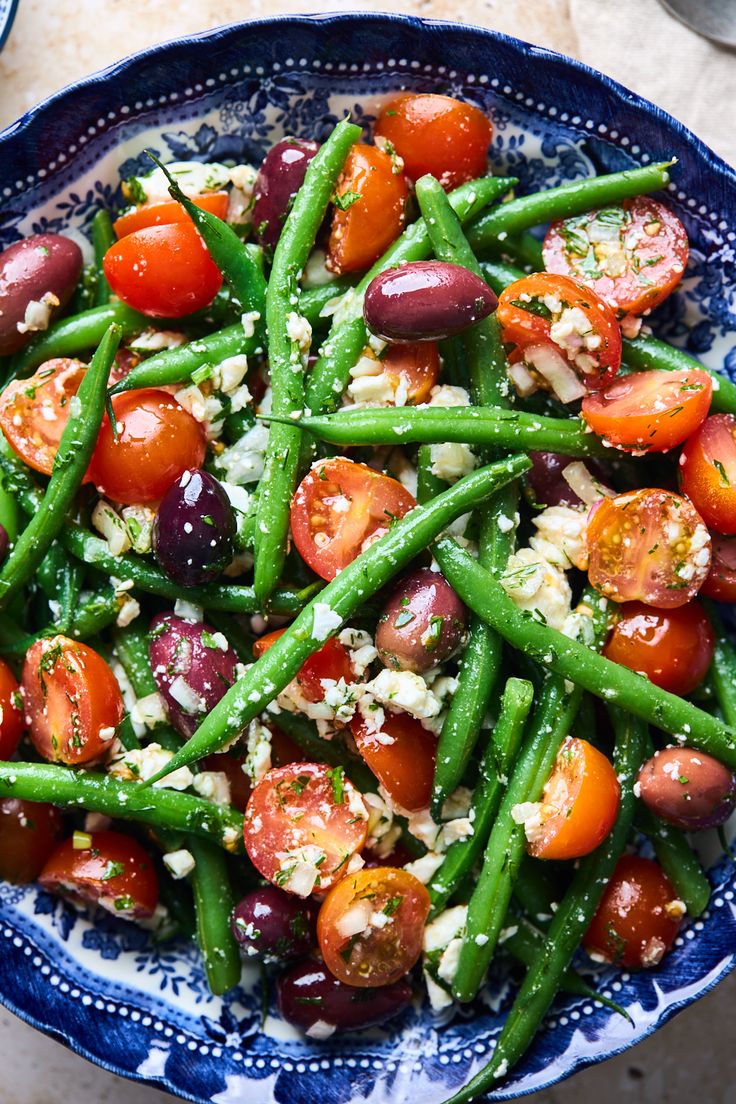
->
[1,0,736,1101]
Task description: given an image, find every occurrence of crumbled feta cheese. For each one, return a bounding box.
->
[365,669,440,720]
[192,771,231,806]
[244,718,272,784]
[286,311,312,352]
[500,548,572,631]
[215,423,270,484]
[130,691,167,731]
[216,354,250,395]
[511,801,544,845]
[129,329,186,354]
[429,441,477,483]
[227,164,257,224]
[173,599,203,622]
[92,500,131,557]
[241,310,261,338]
[116,596,140,628]
[121,504,155,554]
[427,384,471,408]
[311,602,342,642]
[302,249,334,288]
[363,791,402,857]
[305,1020,337,1040]
[163,849,196,879]
[404,851,445,884]
[529,505,589,571]
[108,743,194,791]
[275,844,327,897]
[16,291,59,335]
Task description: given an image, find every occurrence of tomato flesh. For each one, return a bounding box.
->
[22,636,124,766]
[0,657,24,759]
[701,535,736,601]
[253,628,354,701]
[603,600,714,695]
[327,144,409,274]
[381,342,441,405]
[317,866,430,987]
[243,762,369,896]
[40,830,158,919]
[113,192,229,238]
[680,413,736,534]
[586,488,711,608]
[0,358,85,475]
[351,712,437,813]
[581,368,712,453]
[584,854,683,968]
[290,457,416,581]
[375,93,492,190]
[0,799,63,883]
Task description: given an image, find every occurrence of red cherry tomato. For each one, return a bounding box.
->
[253,628,354,701]
[0,657,24,759]
[317,866,430,987]
[103,222,223,318]
[603,600,715,695]
[290,457,416,581]
[327,145,409,274]
[113,192,229,238]
[21,636,124,766]
[243,762,369,896]
[89,388,206,505]
[374,94,493,190]
[701,535,736,601]
[40,830,159,919]
[527,737,620,861]
[379,342,441,405]
[0,358,85,475]
[0,799,63,883]
[350,712,437,813]
[543,197,689,316]
[586,488,711,608]
[581,369,712,453]
[497,273,622,390]
[680,413,736,534]
[584,854,683,968]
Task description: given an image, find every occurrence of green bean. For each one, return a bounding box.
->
[622,334,736,416]
[437,539,736,767]
[636,805,711,916]
[513,857,564,923]
[112,622,157,696]
[706,601,736,726]
[53,557,84,635]
[254,119,361,606]
[156,862,197,942]
[466,162,672,253]
[0,324,121,609]
[143,455,531,784]
[0,760,244,850]
[0,585,124,656]
[483,230,545,271]
[9,302,147,378]
[188,836,242,995]
[91,209,116,306]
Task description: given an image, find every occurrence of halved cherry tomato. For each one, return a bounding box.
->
[527,737,620,861]
[113,193,229,238]
[327,145,409,274]
[586,488,711,608]
[103,222,223,317]
[680,413,736,534]
[243,762,369,896]
[497,273,622,391]
[380,342,441,405]
[317,866,430,987]
[581,369,712,453]
[254,628,353,700]
[375,94,493,190]
[701,535,736,601]
[0,358,85,475]
[40,830,158,919]
[584,854,683,968]
[203,726,306,813]
[603,600,714,695]
[21,636,124,766]
[290,457,416,581]
[0,657,24,759]
[543,197,689,316]
[350,712,437,813]
[88,388,206,505]
[0,799,63,883]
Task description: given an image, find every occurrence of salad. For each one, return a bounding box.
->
[0,90,734,1101]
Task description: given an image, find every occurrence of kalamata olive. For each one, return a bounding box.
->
[376,566,467,673]
[0,234,83,355]
[363,260,496,342]
[528,451,587,508]
[252,138,320,250]
[153,469,236,587]
[232,886,315,962]
[638,747,736,830]
[278,959,412,1034]
[149,613,239,738]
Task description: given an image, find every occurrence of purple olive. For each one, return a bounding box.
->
[252,138,320,250]
[0,234,83,355]
[528,452,587,508]
[363,261,497,342]
[278,959,412,1035]
[232,886,315,963]
[153,469,236,587]
[376,567,467,674]
[148,613,239,738]
[637,747,736,831]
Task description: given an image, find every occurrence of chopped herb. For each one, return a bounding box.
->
[326,765,345,805]
[333,190,362,211]
[126,177,148,205]
[713,459,730,487]
[101,860,125,882]
[383,896,403,917]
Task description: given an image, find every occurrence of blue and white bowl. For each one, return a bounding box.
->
[1,13,735,1102]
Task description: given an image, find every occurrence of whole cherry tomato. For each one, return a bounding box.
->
[603,600,714,695]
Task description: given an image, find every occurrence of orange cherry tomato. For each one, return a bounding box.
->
[350,712,437,813]
[21,636,124,766]
[527,737,620,861]
[0,799,63,883]
[88,388,206,505]
[103,222,223,318]
[380,342,441,405]
[581,368,712,453]
[543,197,689,316]
[586,488,711,608]
[0,358,86,475]
[243,762,369,896]
[584,854,683,968]
[680,413,736,534]
[317,866,430,987]
[375,93,492,190]
[0,657,24,759]
[290,457,416,582]
[40,830,158,919]
[497,273,622,390]
[327,144,409,274]
[701,535,736,601]
[603,600,714,695]
[253,628,353,701]
[113,192,229,238]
